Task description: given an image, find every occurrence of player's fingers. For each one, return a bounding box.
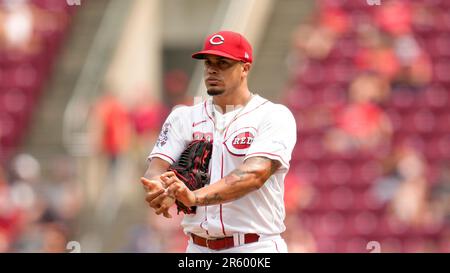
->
[145,188,165,202]
[148,192,167,208]
[159,173,171,182]
[166,183,178,197]
[168,183,184,198]
[145,189,165,204]
[163,210,172,218]
[175,185,187,197]
[160,171,176,180]
[141,177,159,190]
[162,176,180,188]
[155,205,170,215]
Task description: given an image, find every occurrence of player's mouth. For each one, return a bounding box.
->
[206,77,221,83]
[206,79,220,85]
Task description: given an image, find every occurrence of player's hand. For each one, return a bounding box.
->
[141,177,175,218]
[160,171,196,207]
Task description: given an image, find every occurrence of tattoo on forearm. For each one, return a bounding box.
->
[194,192,200,206]
[193,157,281,206]
[224,157,281,187]
[196,192,224,206]
[224,169,247,185]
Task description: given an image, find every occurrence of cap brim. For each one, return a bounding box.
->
[191,50,241,61]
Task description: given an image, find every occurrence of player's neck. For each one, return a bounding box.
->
[212,89,253,114]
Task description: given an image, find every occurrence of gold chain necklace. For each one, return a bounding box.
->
[211,93,254,134]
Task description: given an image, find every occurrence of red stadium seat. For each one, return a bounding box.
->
[344,237,369,253]
[433,59,450,83]
[297,62,326,88]
[316,239,337,253]
[435,111,450,134]
[422,85,449,111]
[324,161,353,186]
[353,212,379,236]
[402,237,429,253]
[413,110,436,134]
[299,136,326,160]
[389,91,418,113]
[294,161,320,185]
[329,186,355,210]
[350,161,382,188]
[289,1,450,251]
[380,237,403,253]
[0,2,75,166]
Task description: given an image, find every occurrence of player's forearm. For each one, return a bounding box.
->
[192,161,269,206]
[145,169,163,181]
[193,173,261,206]
[144,158,170,185]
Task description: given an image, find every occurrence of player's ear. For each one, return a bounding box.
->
[242,62,251,75]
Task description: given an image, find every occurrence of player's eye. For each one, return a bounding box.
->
[218,60,229,69]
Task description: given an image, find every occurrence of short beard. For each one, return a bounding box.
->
[207,88,225,96]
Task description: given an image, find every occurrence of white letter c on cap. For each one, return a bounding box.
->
[209,34,224,45]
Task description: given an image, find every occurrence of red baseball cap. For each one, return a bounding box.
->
[192,31,253,63]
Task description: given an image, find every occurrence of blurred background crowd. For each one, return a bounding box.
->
[0,0,449,252]
[282,0,450,252]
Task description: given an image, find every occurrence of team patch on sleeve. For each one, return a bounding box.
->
[156,122,171,147]
[223,127,258,156]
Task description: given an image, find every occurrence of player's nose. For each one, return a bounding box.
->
[206,64,219,74]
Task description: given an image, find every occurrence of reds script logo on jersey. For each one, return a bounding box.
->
[223,127,257,156]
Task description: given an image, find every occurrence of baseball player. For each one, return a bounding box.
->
[141,31,297,253]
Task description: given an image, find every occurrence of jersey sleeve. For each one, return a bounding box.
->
[148,106,190,164]
[244,105,297,170]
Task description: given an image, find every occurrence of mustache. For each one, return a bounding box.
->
[206,77,221,81]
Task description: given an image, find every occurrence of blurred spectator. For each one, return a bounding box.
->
[0,0,69,55]
[372,145,431,228]
[40,222,69,253]
[391,35,432,90]
[129,89,168,171]
[163,69,193,107]
[298,105,333,132]
[430,162,450,225]
[324,74,393,154]
[282,173,317,253]
[0,153,82,253]
[411,3,436,33]
[0,0,35,54]
[291,4,349,63]
[44,156,82,225]
[284,173,315,214]
[0,227,9,252]
[374,1,412,37]
[124,208,185,253]
[285,0,449,253]
[292,22,337,62]
[91,91,131,168]
[348,72,390,103]
[0,177,23,252]
[372,152,403,206]
[284,214,317,253]
[129,91,166,143]
[354,34,400,81]
[318,5,350,36]
[147,207,186,252]
[89,91,133,226]
[9,154,46,225]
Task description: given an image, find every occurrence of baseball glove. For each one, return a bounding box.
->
[168,139,212,214]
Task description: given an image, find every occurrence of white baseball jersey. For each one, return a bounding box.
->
[148,94,297,238]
